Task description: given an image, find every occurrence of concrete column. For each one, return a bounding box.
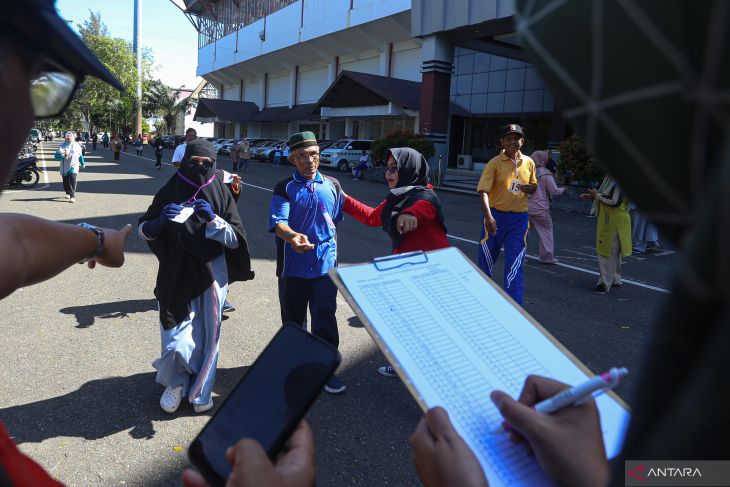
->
[378,41,389,76]
[344,118,353,138]
[260,74,267,109]
[419,35,454,168]
[328,55,338,84]
[289,67,297,108]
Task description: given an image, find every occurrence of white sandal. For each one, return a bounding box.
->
[193,400,214,413]
[160,386,183,413]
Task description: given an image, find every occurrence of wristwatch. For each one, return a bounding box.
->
[77,223,105,262]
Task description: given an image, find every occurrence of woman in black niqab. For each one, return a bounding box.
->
[139,139,254,414]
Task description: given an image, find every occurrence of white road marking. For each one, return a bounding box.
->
[446,234,670,293]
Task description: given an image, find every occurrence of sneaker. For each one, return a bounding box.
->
[222,300,236,313]
[324,375,346,394]
[160,385,183,413]
[593,284,608,295]
[377,365,398,377]
[193,400,214,413]
[69,197,76,203]
[65,194,70,199]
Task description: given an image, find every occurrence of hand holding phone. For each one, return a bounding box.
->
[188,324,340,486]
[183,420,315,487]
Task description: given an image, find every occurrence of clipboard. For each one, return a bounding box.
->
[329,247,630,487]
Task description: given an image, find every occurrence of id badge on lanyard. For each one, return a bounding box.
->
[309,181,337,232]
[508,161,522,194]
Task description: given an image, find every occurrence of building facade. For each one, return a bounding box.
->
[183,0,566,170]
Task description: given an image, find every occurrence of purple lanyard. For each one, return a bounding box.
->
[177,171,217,203]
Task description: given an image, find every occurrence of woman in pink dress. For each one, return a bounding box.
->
[528,150,565,264]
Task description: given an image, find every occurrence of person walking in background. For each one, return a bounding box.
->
[172,128,197,168]
[122,133,128,152]
[528,150,565,264]
[102,131,109,149]
[152,133,164,170]
[630,203,660,253]
[269,131,346,394]
[55,131,84,203]
[477,124,537,305]
[134,133,143,156]
[111,135,122,161]
[91,131,98,150]
[230,139,240,171]
[139,139,254,415]
[341,147,448,378]
[239,139,251,172]
[581,175,632,294]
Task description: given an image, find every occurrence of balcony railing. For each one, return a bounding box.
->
[185,0,298,48]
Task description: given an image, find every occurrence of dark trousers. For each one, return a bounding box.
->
[92,141,97,150]
[155,151,162,167]
[62,173,77,197]
[103,141,108,149]
[280,275,339,348]
[113,151,120,161]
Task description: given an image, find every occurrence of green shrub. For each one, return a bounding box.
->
[558,134,604,186]
[372,131,436,163]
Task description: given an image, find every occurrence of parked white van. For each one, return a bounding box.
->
[319,139,373,172]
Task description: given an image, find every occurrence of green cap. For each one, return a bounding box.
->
[288,131,318,150]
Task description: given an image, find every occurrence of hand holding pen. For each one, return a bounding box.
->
[489,374,614,486]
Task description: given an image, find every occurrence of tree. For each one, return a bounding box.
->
[557,134,604,186]
[371,131,436,163]
[144,80,191,135]
[59,12,154,135]
[79,10,109,38]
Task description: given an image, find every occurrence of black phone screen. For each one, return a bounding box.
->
[188,324,340,485]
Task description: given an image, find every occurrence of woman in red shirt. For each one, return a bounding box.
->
[342,147,448,377]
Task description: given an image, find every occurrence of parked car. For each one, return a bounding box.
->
[258,141,288,163]
[249,140,277,159]
[319,139,373,172]
[214,138,234,153]
[218,139,243,157]
[318,140,335,151]
[161,135,175,148]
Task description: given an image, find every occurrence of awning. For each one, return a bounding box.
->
[315,70,471,117]
[193,98,260,123]
[251,103,320,122]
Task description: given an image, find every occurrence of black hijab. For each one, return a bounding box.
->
[380,148,446,249]
[139,139,254,329]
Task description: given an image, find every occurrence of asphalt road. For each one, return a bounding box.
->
[0,141,676,486]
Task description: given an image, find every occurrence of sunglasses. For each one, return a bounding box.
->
[30,69,79,119]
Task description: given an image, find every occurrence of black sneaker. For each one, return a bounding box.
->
[593,284,608,295]
[324,375,346,394]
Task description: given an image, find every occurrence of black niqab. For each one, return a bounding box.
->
[139,139,254,329]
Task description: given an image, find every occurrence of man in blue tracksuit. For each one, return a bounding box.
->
[477,124,537,305]
[269,131,346,394]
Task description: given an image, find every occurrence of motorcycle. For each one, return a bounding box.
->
[6,155,40,188]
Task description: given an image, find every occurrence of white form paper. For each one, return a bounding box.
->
[335,247,630,487]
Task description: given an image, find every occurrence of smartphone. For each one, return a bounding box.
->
[188,323,341,486]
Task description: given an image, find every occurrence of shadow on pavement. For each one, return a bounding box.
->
[59,298,158,328]
[0,366,250,445]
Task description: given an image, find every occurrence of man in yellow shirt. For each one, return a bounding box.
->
[477,124,537,305]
